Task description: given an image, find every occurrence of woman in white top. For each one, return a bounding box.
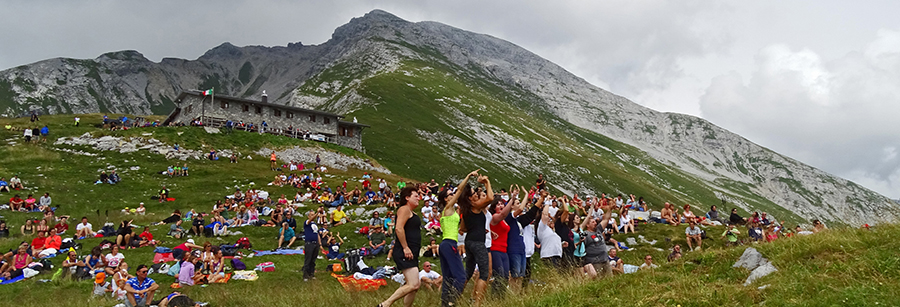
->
[538,192,564,268]
[620,208,635,234]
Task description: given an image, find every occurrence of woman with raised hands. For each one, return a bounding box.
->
[580,203,615,279]
[437,170,478,307]
[488,185,518,298]
[538,191,564,268]
[459,173,494,307]
[378,187,422,307]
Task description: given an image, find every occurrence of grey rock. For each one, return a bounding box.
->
[733,247,767,270]
[626,237,637,246]
[745,262,778,286]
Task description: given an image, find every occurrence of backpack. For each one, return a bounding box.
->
[344,249,362,274]
[100,225,116,237]
[220,244,238,257]
[236,237,252,249]
[231,258,246,270]
[39,259,53,271]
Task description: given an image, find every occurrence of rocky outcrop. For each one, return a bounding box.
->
[734,247,778,286]
[257,146,390,174]
[54,133,237,161]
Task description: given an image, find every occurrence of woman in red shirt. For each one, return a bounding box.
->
[488,186,517,299]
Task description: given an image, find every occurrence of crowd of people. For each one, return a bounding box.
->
[0,119,839,307]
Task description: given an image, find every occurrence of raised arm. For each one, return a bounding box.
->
[472,175,494,209]
[560,196,570,222]
[541,200,552,226]
[597,204,614,230]
[445,170,479,216]
[580,207,594,230]
[491,186,516,225]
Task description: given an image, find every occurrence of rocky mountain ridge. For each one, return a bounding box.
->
[0,9,896,225]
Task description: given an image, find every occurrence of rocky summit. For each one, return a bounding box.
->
[0,9,896,225]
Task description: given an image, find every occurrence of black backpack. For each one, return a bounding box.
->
[344,249,362,274]
[219,244,238,257]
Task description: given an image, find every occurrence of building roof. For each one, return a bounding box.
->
[338,120,370,128]
[175,91,344,119]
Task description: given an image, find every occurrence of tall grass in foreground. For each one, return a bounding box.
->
[507,224,900,307]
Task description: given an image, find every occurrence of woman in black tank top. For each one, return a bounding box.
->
[379,187,423,307]
[456,173,494,307]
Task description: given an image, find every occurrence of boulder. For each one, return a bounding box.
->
[734,247,778,286]
[745,261,778,286]
[733,247,766,270]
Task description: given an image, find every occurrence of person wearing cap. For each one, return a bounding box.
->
[368,225,386,256]
[419,261,442,291]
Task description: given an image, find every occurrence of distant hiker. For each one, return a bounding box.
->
[75,116,80,126]
[30,111,39,122]
[40,125,49,142]
[535,174,546,191]
[270,151,277,170]
[315,154,321,168]
[23,127,32,142]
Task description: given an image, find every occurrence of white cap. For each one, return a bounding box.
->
[139,202,144,205]
[187,239,195,244]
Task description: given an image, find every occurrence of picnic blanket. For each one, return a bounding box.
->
[332,273,386,291]
[232,270,259,281]
[0,275,26,285]
[253,249,304,256]
[206,273,232,284]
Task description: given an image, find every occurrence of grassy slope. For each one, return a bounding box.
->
[1,115,898,307]
[313,56,801,224]
[513,224,900,307]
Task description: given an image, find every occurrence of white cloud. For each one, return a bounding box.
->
[700,30,900,198]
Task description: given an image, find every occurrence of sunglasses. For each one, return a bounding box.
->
[139,270,149,274]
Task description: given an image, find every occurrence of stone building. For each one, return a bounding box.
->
[163,90,368,151]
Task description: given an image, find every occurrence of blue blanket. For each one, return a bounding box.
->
[253,249,304,256]
[0,275,26,285]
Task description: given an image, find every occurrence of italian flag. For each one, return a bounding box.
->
[202,89,213,96]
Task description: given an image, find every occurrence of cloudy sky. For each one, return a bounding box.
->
[2,1,898,198]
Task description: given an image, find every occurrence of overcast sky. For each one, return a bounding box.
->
[2,1,898,198]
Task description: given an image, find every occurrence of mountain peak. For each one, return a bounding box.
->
[331,9,410,42]
[360,9,406,22]
[199,42,243,59]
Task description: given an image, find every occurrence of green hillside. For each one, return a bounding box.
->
[0,115,897,307]
[302,55,800,224]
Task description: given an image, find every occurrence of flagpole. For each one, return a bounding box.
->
[201,90,206,124]
[211,87,214,126]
